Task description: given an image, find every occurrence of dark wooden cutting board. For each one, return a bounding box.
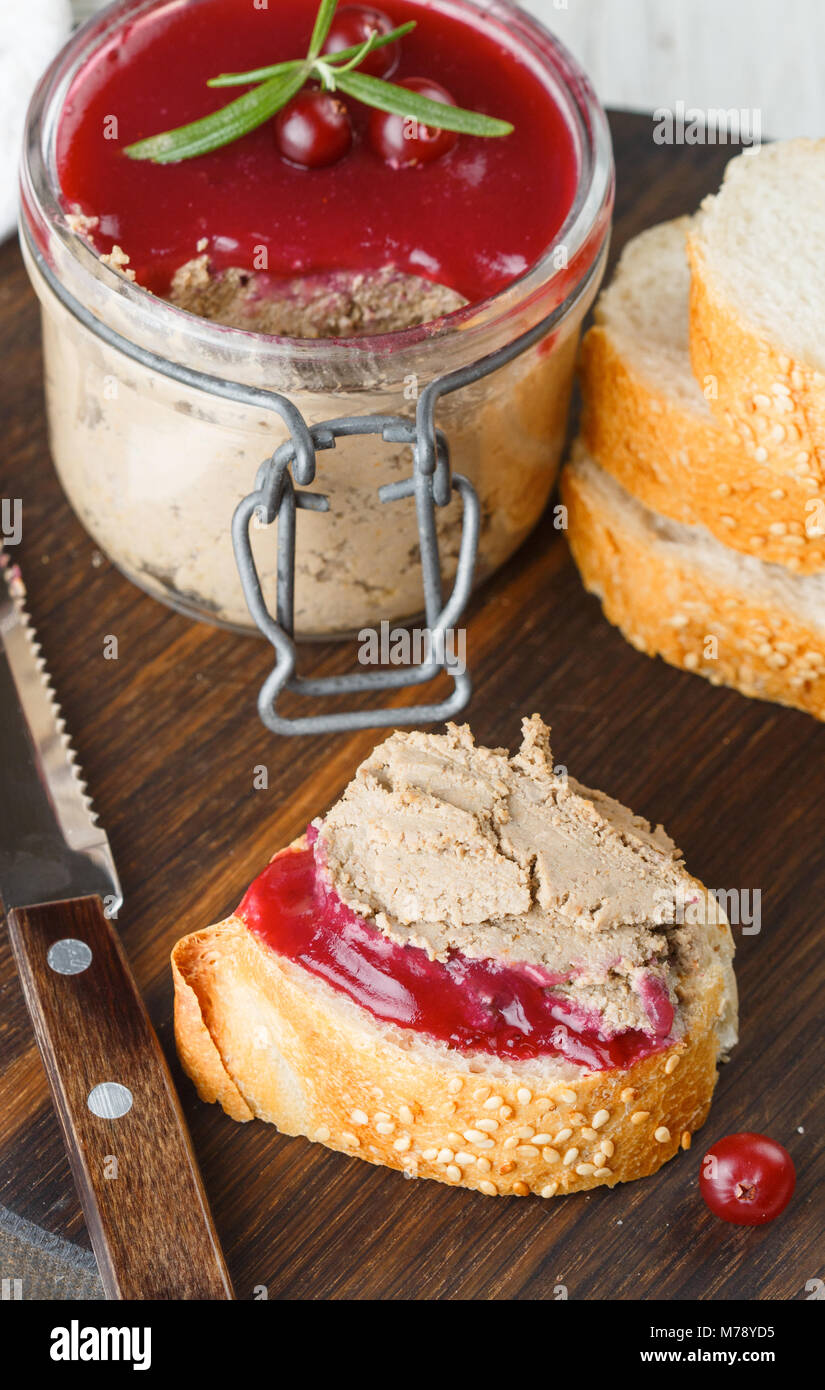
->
[1,113,823,1301]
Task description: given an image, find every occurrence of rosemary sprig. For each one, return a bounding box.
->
[124,0,512,164]
[307,0,338,59]
[207,22,416,88]
[333,68,513,137]
[206,58,307,91]
[125,65,309,164]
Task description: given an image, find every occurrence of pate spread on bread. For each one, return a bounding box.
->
[172,717,737,1199]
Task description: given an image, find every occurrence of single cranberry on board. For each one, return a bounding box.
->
[699,1132,796,1225]
[368,77,458,167]
[323,4,401,77]
[275,89,353,168]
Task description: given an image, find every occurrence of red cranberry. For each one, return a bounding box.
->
[699,1132,796,1225]
[275,89,352,169]
[368,77,458,168]
[323,5,399,79]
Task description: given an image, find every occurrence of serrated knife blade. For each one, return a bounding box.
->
[0,550,121,912]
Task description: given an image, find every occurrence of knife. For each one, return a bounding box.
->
[0,552,234,1300]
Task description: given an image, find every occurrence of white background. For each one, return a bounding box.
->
[532,0,824,140]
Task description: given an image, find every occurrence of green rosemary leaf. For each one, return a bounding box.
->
[325,36,375,80]
[124,64,308,163]
[207,59,299,90]
[207,22,416,88]
[325,20,416,63]
[308,0,338,59]
[334,70,514,137]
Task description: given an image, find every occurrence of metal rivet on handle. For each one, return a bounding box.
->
[87,1082,133,1119]
[47,938,92,975]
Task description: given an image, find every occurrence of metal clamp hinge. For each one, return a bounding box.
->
[232,414,480,735]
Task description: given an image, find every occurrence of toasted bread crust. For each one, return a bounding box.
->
[172,933,254,1123]
[580,321,825,572]
[172,843,733,1200]
[688,237,825,486]
[562,458,825,719]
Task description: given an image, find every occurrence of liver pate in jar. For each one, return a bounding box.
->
[20,0,613,636]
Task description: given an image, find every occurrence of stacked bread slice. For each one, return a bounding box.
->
[562,140,825,719]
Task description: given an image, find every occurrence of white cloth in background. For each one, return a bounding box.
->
[0,0,72,243]
[529,0,824,141]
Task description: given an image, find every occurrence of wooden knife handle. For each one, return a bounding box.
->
[6,896,234,1300]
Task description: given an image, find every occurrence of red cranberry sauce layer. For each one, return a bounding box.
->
[57,0,579,304]
[237,832,675,1072]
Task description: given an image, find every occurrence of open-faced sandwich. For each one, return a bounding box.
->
[172,717,737,1199]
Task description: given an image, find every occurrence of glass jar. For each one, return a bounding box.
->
[20,0,613,638]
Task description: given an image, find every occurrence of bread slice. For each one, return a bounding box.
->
[580,217,825,572]
[562,444,825,718]
[173,824,736,1201]
[687,139,825,481]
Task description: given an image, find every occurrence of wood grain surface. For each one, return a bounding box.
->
[0,113,823,1301]
[6,897,233,1299]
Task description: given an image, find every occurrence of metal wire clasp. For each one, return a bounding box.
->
[231,412,481,736]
